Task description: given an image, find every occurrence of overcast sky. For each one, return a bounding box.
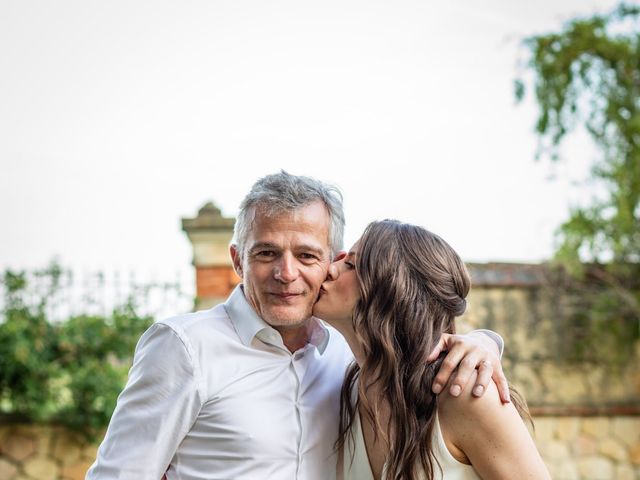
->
[0,0,624,289]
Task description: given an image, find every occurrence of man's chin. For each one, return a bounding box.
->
[263,310,313,329]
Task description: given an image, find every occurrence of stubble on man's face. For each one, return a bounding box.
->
[232,201,332,331]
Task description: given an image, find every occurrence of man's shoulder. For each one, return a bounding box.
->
[156,303,234,342]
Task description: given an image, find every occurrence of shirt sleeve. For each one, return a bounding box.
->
[472,328,505,358]
[86,322,203,480]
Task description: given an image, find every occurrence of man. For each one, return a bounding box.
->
[87,172,507,479]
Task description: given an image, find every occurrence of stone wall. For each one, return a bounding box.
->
[0,424,99,480]
[464,263,639,410]
[535,416,640,480]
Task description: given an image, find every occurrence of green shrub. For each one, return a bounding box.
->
[0,264,155,438]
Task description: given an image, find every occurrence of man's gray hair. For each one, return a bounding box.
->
[233,171,345,258]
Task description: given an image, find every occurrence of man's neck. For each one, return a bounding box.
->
[275,323,311,353]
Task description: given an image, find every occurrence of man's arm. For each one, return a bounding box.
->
[86,323,202,479]
[428,330,510,403]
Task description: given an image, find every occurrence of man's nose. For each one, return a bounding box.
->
[326,263,340,281]
[273,253,298,283]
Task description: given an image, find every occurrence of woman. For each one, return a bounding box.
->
[313,220,550,480]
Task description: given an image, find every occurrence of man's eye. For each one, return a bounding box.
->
[256,251,276,257]
[300,253,319,261]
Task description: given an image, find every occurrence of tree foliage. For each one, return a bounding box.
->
[516,3,640,360]
[0,264,154,436]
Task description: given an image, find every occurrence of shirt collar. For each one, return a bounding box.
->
[224,285,330,354]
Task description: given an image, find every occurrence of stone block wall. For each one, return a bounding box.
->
[0,424,99,480]
[535,416,640,479]
[463,263,639,410]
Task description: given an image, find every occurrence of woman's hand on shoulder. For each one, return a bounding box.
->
[429,332,510,403]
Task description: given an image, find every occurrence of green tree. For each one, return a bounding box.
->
[516,3,640,361]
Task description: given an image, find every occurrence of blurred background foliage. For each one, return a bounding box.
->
[516,2,640,363]
[0,263,154,437]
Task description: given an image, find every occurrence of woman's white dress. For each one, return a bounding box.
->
[342,408,480,480]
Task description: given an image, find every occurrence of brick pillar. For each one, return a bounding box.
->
[182,202,240,310]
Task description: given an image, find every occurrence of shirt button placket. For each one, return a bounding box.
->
[292,352,304,479]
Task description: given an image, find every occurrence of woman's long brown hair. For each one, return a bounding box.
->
[337,220,529,480]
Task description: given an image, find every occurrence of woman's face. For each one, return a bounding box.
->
[313,242,360,325]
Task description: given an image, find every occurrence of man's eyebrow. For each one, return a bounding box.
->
[248,242,279,253]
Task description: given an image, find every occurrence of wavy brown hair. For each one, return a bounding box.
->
[337,220,529,480]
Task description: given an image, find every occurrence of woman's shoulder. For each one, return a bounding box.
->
[438,370,503,417]
[436,370,480,462]
[436,371,550,480]
[437,370,512,460]
[436,374,550,479]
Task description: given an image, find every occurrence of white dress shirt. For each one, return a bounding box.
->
[86,285,354,480]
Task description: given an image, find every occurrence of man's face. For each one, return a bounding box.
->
[231,201,332,331]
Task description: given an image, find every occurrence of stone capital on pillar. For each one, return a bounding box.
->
[182,202,240,310]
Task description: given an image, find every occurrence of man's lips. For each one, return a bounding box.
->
[269,292,303,299]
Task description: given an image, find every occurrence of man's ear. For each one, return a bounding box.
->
[230,244,243,278]
[333,250,347,262]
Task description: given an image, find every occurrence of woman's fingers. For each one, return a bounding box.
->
[427,335,447,362]
[431,335,465,394]
[448,350,482,396]
[492,360,511,403]
[430,332,510,401]
[472,360,493,397]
